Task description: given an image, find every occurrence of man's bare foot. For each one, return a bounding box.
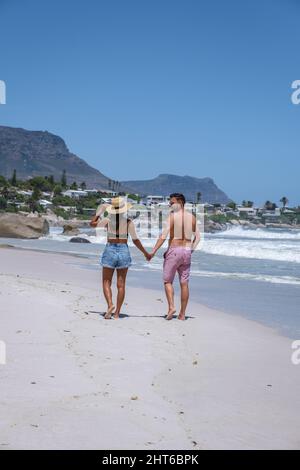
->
[166,308,176,320]
[104,305,115,319]
[178,312,186,321]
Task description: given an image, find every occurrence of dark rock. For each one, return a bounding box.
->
[62,224,80,236]
[204,219,226,233]
[69,236,91,243]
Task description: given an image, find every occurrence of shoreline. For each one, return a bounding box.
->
[1,242,299,340]
[0,243,285,336]
[0,247,300,449]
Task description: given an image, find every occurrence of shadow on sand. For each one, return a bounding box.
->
[88,311,195,320]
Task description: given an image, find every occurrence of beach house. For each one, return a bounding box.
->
[146,195,168,206]
[236,206,258,217]
[62,189,88,199]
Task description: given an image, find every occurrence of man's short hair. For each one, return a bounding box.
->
[169,193,186,205]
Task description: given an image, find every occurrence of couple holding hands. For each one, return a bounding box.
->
[90,193,200,321]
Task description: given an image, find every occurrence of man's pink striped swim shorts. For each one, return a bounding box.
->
[163,246,192,284]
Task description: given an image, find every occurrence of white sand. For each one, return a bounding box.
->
[0,246,300,450]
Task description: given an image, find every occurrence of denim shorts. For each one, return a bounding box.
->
[100,243,132,269]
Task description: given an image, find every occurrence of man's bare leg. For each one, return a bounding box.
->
[164,282,176,320]
[102,267,115,319]
[178,282,189,320]
[114,268,128,319]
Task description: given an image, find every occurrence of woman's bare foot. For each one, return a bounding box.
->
[166,308,176,320]
[177,312,186,321]
[113,312,120,319]
[104,305,115,319]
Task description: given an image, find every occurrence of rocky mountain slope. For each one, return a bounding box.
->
[122,173,230,203]
[0,126,112,188]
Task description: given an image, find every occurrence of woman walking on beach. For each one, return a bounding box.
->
[90,197,150,319]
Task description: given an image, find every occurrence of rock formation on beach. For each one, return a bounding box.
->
[62,224,80,236]
[0,213,49,239]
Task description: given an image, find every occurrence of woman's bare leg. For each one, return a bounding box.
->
[102,267,115,319]
[114,268,128,318]
[164,282,176,320]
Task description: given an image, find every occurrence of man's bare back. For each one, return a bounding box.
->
[168,209,197,249]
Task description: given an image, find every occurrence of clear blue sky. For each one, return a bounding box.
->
[0,0,299,206]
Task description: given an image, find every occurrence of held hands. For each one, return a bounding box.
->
[145,251,155,262]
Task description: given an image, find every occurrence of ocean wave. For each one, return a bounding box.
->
[65,257,300,286]
[132,265,300,286]
[43,225,300,264]
[43,227,161,248]
[212,225,300,240]
[200,238,300,263]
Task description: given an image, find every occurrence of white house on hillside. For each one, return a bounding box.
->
[38,199,53,208]
[17,190,33,197]
[84,189,100,195]
[62,189,88,199]
[98,188,118,196]
[146,195,168,205]
[237,206,258,217]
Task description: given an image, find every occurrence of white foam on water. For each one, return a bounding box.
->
[213,225,300,240]
[43,226,159,247]
[191,270,300,285]
[35,226,300,285]
[200,238,300,263]
[43,225,300,264]
[202,225,300,263]
[132,264,300,286]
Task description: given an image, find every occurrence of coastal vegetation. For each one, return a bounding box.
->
[0,170,106,220]
[0,170,300,227]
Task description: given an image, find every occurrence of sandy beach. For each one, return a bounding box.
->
[0,246,300,450]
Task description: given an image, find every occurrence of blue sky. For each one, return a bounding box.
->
[0,0,299,205]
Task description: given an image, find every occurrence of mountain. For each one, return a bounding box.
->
[0,126,230,202]
[0,126,117,189]
[122,174,231,203]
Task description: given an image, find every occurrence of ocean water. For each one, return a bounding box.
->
[1,225,300,337]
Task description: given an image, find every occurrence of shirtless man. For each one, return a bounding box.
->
[150,193,200,320]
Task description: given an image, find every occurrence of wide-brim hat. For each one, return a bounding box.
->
[106,197,132,214]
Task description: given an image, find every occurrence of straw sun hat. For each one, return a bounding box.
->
[106,197,132,214]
